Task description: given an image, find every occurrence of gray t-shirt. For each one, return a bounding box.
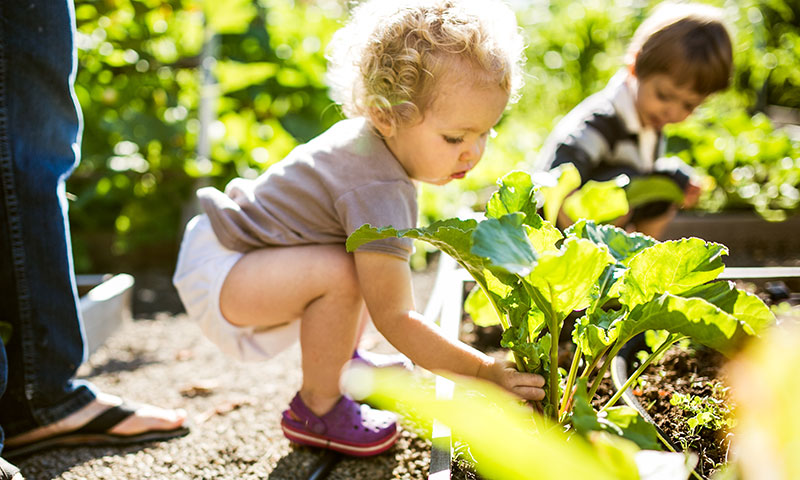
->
[197,118,417,260]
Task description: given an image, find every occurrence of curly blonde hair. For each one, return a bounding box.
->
[326,0,525,129]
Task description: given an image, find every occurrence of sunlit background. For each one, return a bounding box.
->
[67,0,800,274]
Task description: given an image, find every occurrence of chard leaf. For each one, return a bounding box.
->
[574,381,667,451]
[471,214,537,276]
[524,238,616,320]
[571,378,603,435]
[342,366,621,480]
[626,176,685,208]
[501,329,550,374]
[526,216,564,255]
[573,309,624,365]
[617,238,728,308]
[539,163,582,224]
[347,218,487,282]
[566,219,656,264]
[487,170,540,222]
[603,406,662,450]
[464,285,500,327]
[619,293,745,356]
[563,179,630,224]
[680,281,775,336]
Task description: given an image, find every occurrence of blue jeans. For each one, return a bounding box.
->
[0,0,97,449]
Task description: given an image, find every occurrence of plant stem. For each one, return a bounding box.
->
[475,280,528,372]
[588,343,623,399]
[558,343,583,418]
[579,344,609,379]
[548,317,560,411]
[599,334,684,412]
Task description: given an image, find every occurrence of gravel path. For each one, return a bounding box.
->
[12,265,441,480]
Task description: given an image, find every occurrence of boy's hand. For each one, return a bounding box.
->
[478,358,545,401]
[682,179,701,208]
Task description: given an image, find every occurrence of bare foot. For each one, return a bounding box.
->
[4,392,186,448]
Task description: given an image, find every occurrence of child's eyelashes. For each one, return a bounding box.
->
[443,129,496,144]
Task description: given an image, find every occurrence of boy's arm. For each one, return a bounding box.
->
[353,251,545,401]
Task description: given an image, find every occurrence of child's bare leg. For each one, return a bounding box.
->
[631,205,678,240]
[220,244,363,416]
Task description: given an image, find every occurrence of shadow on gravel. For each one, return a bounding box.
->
[80,356,160,376]
[14,443,152,479]
[269,447,400,479]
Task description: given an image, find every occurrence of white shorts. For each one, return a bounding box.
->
[172,214,301,362]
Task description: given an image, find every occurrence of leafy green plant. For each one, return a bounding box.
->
[665,109,800,221]
[342,365,697,480]
[347,171,774,451]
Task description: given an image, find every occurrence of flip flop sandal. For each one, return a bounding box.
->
[351,349,413,371]
[2,402,190,460]
[281,393,398,457]
[0,457,22,480]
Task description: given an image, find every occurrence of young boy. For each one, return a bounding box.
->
[535,2,733,238]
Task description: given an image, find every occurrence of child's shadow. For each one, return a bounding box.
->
[269,446,401,479]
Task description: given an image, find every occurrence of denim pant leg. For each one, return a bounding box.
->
[0,0,97,437]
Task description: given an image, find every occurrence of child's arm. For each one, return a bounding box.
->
[354,251,545,401]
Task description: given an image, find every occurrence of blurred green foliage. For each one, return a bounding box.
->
[68,0,799,272]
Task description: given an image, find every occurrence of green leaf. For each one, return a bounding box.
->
[573,309,624,364]
[539,163,582,224]
[563,179,629,224]
[680,281,776,337]
[571,378,603,435]
[626,176,685,208]
[526,215,564,255]
[617,238,728,308]
[342,367,622,480]
[464,286,501,327]
[620,293,746,356]
[566,219,656,264]
[346,218,487,282]
[471,214,537,276]
[486,170,540,222]
[501,329,550,374]
[524,238,615,320]
[603,406,662,450]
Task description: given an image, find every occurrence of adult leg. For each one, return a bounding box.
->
[220,245,364,416]
[0,0,183,449]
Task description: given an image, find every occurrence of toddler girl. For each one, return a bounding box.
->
[173,0,545,456]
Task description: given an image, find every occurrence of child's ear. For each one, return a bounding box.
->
[369,107,395,138]
[627,61,637,78]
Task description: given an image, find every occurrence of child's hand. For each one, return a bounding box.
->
[478,358,545,401]
[682,179,701,208]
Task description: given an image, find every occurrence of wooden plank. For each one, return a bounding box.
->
[427,253,464,480]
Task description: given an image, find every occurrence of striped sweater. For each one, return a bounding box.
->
[535,70,692,190]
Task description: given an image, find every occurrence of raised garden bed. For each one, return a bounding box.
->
[662,211,800,267]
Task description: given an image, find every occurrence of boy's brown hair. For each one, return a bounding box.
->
[626,2,733,95]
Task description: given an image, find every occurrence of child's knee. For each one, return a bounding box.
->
[326,247,362,299]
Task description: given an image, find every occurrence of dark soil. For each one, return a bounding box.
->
[453,279,799,480]
[634,345,730,478]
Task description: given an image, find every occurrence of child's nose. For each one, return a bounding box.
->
[462,138,484,162]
